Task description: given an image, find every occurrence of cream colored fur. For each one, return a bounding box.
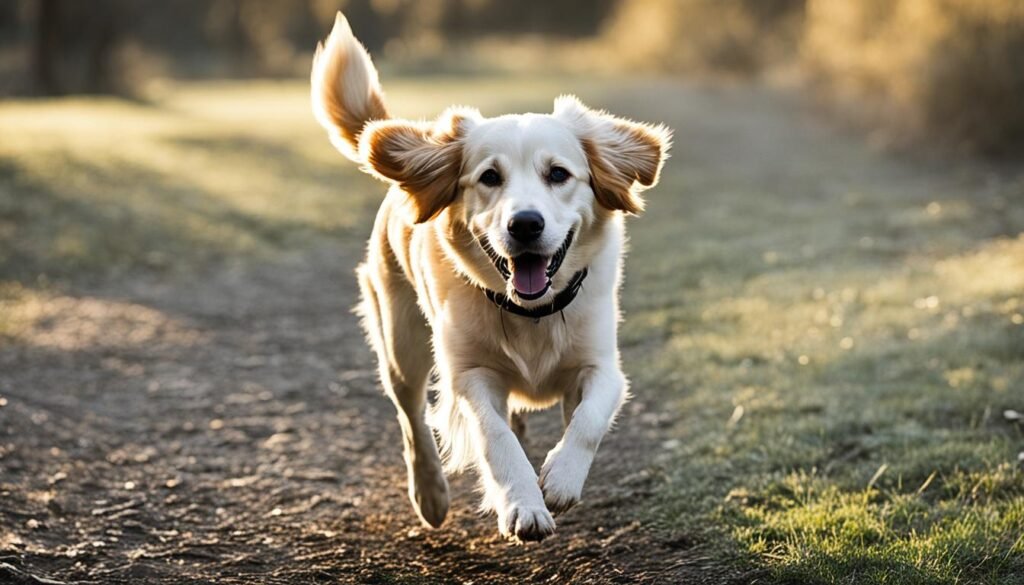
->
[311,13,670,542]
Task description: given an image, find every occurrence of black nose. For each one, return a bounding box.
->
[507,211,545,243]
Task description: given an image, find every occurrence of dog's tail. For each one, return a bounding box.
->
[311,12,389,162]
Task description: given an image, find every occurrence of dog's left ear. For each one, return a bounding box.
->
[554,95,671,215]
[359,107,481,223]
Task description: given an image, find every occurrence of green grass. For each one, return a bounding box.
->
[617,84,1024,583]
[1,77,1022,583]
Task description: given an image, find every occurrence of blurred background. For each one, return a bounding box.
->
[1,2,1022,584]
[2,0,1024,154]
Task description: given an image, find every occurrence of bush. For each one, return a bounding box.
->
[802,0,1024,155]
[599,0,804,77]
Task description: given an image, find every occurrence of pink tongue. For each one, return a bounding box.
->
[512,256,549,295]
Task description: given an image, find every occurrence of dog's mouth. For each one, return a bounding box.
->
[479,230,575,301]
[509,253,549,299]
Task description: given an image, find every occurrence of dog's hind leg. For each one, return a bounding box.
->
[510,412,528,445]
[561,386,582,429]
[357,262,448,528]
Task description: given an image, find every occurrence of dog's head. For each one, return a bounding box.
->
[358,98,670,303]
[312,13,670,305]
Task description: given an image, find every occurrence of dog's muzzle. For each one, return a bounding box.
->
[478,230,575,301]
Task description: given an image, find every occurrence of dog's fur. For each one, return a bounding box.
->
[311,13,670,542]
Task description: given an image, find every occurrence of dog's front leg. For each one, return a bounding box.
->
[455,367,555,542]
[540,365,627,514]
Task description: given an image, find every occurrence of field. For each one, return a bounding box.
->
[1,77,1022,584]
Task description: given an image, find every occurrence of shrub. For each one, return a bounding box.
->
[599,0,804,77]
[802,0,1024,155]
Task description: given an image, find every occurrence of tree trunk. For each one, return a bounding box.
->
[33,0,60,95]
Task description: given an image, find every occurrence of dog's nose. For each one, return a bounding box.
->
[507,211,545,243]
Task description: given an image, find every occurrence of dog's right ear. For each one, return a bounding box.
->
[359,108,481,223]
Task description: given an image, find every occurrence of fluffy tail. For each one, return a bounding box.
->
[310,12,389,162]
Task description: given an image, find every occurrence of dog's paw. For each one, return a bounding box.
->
[498,503,555,543]
[539,444,590,515]
[408,465,449,529]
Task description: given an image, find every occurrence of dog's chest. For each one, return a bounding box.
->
[496,316,574,393]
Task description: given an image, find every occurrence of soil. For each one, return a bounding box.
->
[0,243,751,584]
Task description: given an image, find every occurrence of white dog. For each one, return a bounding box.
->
[311,13,670,542]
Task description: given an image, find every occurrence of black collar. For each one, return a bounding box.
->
[481,267,588,320]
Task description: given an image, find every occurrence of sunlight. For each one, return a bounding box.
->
[0,285,204,351]
[935,235,1024,300]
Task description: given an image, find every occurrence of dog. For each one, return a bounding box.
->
[311,13,670,542]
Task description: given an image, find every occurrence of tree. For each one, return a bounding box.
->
[32,0,127,95]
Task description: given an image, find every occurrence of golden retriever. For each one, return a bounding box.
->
[311,13,670,542]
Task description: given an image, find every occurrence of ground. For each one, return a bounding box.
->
[0,77,1021,584]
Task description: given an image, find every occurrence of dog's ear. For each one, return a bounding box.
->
[554,95,671,215]
[359,108,480,223]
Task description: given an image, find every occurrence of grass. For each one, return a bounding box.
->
[1,76,1022,583]
[0,84,374,285]
[618,83,1024,583]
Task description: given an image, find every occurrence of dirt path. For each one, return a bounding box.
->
[0,232,743,584]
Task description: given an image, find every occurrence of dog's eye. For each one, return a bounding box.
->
[479,169,503,187]
[548,166,571,184]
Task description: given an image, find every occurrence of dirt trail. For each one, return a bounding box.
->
[0,234,742,584]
